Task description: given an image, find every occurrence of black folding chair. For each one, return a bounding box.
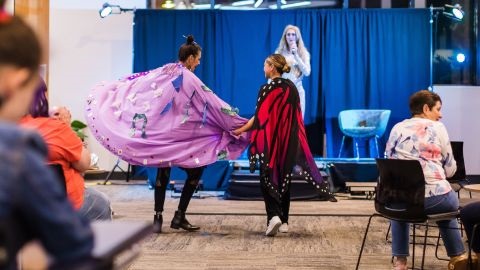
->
[447,141,472,199]
[0,220,12,269]
[356,159,460,270]
[48,164,67,195]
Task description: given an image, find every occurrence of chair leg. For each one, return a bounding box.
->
[386,223,391,242]
[374,136,380,158]
[421,223,429,270]
[354,139,360,159]
[356,214,376,270]
[435,231,442,261]
[338,136,346,158]
[412,225,416,269]
[434,231,449,261]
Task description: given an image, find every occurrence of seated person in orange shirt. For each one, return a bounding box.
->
[20,79,112,221]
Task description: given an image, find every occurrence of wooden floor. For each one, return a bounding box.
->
[90,180,479,270]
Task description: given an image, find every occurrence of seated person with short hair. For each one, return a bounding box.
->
[386,90,474,270]
[20,79,112,221]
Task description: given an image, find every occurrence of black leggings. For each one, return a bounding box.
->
[154,167,204,212]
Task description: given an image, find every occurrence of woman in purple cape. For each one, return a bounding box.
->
[86,35,250,233]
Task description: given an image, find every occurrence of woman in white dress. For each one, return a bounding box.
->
[275,25,311,118]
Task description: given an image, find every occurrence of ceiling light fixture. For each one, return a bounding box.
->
[99,3,135,18]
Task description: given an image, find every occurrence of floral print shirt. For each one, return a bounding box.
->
[385,117,456,197]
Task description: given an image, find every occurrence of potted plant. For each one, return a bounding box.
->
[71,120,87,141]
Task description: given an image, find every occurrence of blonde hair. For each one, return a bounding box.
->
[266,54,291,75]
[275,25,310,61]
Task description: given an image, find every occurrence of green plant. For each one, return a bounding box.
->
[71,120,87,141]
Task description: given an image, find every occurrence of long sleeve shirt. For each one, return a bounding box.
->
[0,123,94,268]
[385,117,456,197]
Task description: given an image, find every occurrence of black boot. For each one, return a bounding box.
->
[170,210,200,231]
[152,213,163,233]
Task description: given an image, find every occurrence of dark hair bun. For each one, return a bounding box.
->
[186,35,195,45]
[282,64,291,73]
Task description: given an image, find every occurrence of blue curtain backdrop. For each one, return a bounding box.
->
[133,9,430,157]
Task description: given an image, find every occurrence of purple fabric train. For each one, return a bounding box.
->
[85,63,250,168]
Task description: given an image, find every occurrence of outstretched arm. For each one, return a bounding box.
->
[233,116,254,135]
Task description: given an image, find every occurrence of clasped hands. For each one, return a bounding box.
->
[49,106,72,125]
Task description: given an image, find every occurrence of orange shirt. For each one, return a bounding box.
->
[20,115,85,209]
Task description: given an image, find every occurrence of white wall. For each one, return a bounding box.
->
[49,0,145,170]
[435,85,480,174]
[5,0,14,14]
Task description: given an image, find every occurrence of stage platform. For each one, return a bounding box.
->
[91,158,380,200]
[224,157,379,200]
[231,157,376,170]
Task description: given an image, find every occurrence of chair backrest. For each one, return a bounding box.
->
[338,110,391,138]
[0,219,23,269]
[48,164,67,195]
[447,141,466,183]
[0,220,9,269]
[375,159,427,222]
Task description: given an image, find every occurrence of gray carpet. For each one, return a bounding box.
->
[89,180,478,270]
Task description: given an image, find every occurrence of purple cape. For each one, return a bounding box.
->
[85,63,250,168]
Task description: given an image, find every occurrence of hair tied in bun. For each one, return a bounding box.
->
[182,34,197,45]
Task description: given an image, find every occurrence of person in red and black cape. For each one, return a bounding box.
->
[234,54,337,237]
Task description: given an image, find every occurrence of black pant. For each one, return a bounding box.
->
[154,167,204,213]
[460,201,480,253]
[260,175,291,224]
